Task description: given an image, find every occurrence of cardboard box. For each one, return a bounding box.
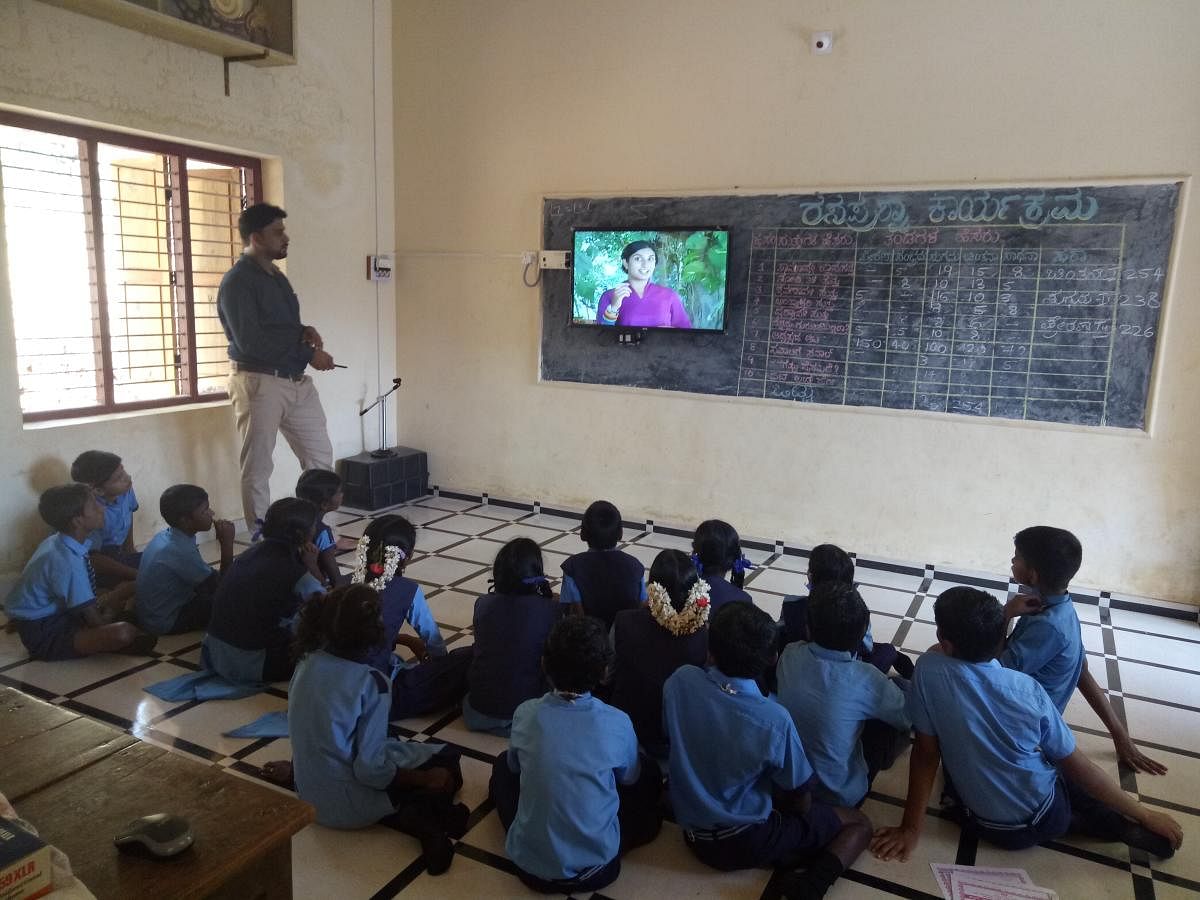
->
[0,818,52,900]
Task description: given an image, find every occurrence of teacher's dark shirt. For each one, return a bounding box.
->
[217,255,315,376]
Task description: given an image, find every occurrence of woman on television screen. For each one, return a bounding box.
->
[595,240,692,328]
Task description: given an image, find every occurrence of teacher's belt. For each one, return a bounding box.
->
[230,361,305,382]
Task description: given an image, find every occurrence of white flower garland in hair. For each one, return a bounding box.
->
[647,578,711,636]
[352,534,406,591]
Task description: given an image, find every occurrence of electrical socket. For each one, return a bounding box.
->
[521,251,537,265]
[367,254,393,281]
[539,250,572,270]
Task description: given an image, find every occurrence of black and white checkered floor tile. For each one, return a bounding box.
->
[2,489,1198,899]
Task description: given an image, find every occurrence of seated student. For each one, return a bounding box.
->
[354,515,471,718]
[775,582,911,808]
[288,584,468,875]
[4,484,154,659]
[70,450,141,588]
[135,485,235,635]
[1002,526,1166,774]
[663,602,872,899]
[610,549,710,758]
[295,469,344,587]
[202,498,324,683]
[559,500,646,628]
[490,616,662,894]
[871,587,1182,863]
[463,538,558,735]
[777,544,913,679]
[691,519,753,611]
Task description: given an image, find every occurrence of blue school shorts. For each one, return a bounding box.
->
[684,803,844,871]
[15,609,87,661]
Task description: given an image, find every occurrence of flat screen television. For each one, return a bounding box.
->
[571,228,729,332]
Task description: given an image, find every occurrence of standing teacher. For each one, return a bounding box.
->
[218,203,336,535]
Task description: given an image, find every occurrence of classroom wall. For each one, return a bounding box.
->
[0,0,395,576]
[393,0,1200,605]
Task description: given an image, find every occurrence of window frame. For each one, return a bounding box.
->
[0,109,263,422]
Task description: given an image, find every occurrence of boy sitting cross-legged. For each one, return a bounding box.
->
[4,484,154,659]
[664,601,872,900]
[135,484,236,635]
[776,581,911,809]
[489,615,662,894]
[871,587,1182,862]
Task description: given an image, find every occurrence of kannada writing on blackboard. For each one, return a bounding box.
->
[737,222,1161,426]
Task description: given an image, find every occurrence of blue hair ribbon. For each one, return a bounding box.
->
[731,555,755,575]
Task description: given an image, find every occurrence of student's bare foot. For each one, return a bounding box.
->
[261,760,295,789]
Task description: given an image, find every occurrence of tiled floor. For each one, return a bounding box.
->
[2,489,1198,899]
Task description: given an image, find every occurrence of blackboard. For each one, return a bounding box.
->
[540,183,1180,429]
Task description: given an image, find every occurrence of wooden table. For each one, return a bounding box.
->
[0,686,314,899]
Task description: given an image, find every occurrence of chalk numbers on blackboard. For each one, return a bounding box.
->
[736,223,1163,426]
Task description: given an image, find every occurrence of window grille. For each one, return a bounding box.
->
[0,111,261,420]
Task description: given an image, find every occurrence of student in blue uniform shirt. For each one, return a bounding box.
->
[691,519,754,611]
[464,538,558,735]
[202,498,325,683]
[288,584,469,875]
[559,499,646,627]
[871,587,1182,863]
[1001,526,1166,774]
[70,450,141,588]
[489,616,662,894]
[776,544,913,679]
[135,484,235,635]
[295,469,344,587]
[353,515,470,718]
[4,484,154,659]
[664,602,872,899]
[775,582,911,808]
[610,549,710,759]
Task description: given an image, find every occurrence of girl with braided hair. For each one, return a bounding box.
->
[352,514,470,719]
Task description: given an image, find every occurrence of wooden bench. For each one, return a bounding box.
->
[0,685,313,899]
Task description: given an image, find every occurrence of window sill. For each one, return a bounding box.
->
[22,398,232,431]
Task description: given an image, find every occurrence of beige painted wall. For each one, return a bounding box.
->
[393,0,1199,604]
[0,0,395,576]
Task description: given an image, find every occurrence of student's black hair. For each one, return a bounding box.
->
[70,450,122,486]
[293,584,384,663]
[707,601,777,679]
[933,586,1007,663]
[260,497,318,547]
[159,484,209,527]
[693,519,746,587]
[1013,526,1082,594]
[649,549,700,613]
[543,616,612,694]
[492,537,553,599]
[808,543,854,588]
[580,499,622,550]
[238,202,287,242]
[806,582,870,652]
[295,469,342,507]
[362,514,416,573]
[621,240,656,263]
[38,483,93,532]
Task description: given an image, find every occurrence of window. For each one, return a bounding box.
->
[0,110,262,421]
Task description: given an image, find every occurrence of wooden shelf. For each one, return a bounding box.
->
[37,0,295,66]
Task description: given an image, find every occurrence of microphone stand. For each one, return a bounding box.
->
[360,376,402,459]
